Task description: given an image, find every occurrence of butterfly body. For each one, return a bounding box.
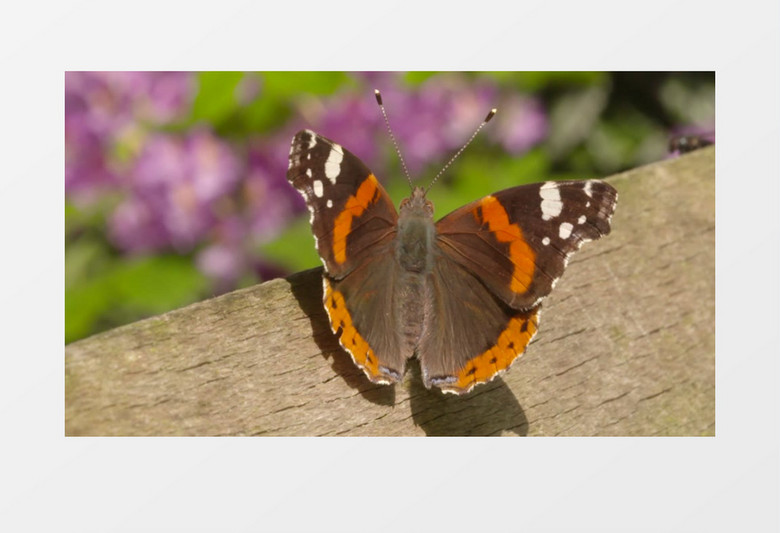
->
[287,129,617,395]
[394,191,435,359]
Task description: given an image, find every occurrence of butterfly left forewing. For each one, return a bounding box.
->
[435,179,617,310]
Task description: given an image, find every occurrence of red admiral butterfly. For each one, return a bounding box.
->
[287,93,617,394]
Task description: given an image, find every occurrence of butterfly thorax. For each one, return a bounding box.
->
[396,187,435,274]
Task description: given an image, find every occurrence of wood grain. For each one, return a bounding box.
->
[65,147,715,436]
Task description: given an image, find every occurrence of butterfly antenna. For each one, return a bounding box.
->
[425,108,497,194]
[375,89,414,190]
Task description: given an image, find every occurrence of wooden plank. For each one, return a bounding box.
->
[65,147,715,436]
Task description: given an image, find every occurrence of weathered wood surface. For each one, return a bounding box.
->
[65,147,715,436]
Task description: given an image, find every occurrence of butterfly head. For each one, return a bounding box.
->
[374,89,495,221]
[399,186,434,219]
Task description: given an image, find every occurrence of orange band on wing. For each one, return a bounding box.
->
[449,308,539,393]
[475,195,536,293]
[332,174,380,264]
[323,278,389,383]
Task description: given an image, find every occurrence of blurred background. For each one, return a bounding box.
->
[65,71,715,344]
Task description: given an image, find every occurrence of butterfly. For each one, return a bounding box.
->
[287,117,617,395]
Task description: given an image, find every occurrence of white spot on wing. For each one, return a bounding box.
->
[327,199,333,208]
[542,237,550,246]
[324,145,343,183]
[306,204,315,225]
[306,168,312,177]
[578,215,586,224]
[313,180,324,198]
[559,221,573,239]
[540,181,562,221]
[304,130,317,150]
[584,180,593,198]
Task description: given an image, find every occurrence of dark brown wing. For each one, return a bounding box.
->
[288,130,405,383]
[323,250,406,385]
[417,251,540,395]
[435,179,617,310]
[287,129,398,279]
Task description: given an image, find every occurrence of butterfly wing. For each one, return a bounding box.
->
[417,252,540,394]
[322,253,407,384]
[287,129,398,280]
[435,179,617,310]
[287,130,405,384]
[417,179,616,394]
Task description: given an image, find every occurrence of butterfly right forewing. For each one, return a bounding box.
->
[435,179,617,310]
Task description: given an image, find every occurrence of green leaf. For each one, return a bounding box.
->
[65,275,114,344]
[65,254,208,344]
[263,71,350,97]
[240,72,352,133]
[403,72,439,85]
[112,255,208,313]
[190,72,246,126]
[65,238,108,290]
[489,71,607,91]
[449,148,552,199]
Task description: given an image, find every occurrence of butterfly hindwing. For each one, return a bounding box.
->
[435,180,617,310]
[418,251,540,394]
[323,253,406,384]
[287,130,398,279]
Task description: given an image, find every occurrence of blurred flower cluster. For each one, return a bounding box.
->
[65,72,548,291]
[65,71,714,343]
[65,72,194,197]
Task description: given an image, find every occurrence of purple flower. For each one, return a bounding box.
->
[244,130,308,242]
[417,74,499,152]
[136,72,196,124]
[90,71,195,125]
[319,73,499,179]
[109,129,242,253]
[488,93,548,154]
[196,243,245,291]
[65,72,196,200]
[65,72,135,139]
[65,73,126,198]
[317,93,383,168]
[65,116,119,201]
